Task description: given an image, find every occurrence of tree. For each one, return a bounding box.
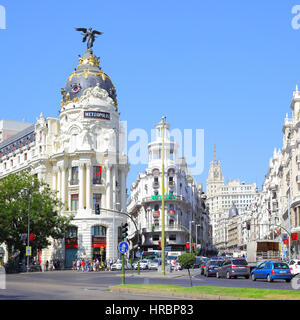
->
[0,172,73,262]
[178,253,196,287]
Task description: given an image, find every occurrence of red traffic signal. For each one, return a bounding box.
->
[158,241,161,248]
[29,233,36,242]
[291,233,298,241]
[186,243,190,250]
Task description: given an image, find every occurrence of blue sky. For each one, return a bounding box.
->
[0,0,300,191]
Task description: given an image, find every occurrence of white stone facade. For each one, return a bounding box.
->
[0,50,129,266]
[127,121,211,257]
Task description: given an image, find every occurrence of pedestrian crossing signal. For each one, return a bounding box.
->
[95,203,100,215]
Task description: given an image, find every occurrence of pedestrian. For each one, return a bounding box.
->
[81,259,85,272]
[45,260,49,271]
[49,260,54,271]
[95,259,100,271]
[76,259,80,271]
[106,259,111,271]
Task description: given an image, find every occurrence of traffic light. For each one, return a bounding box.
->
[95,203,100,215]
[121,223,128,239]
[246,221,251,230]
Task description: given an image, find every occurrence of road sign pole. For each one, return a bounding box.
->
[121,253,125,285]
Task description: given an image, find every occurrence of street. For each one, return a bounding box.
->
[0,269,296,300]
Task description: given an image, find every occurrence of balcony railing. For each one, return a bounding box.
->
[93,178,102,185]
[70,179,79,185]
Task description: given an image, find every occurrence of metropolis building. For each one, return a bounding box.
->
[0,40,129,267]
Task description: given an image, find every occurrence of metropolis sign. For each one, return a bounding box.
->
[84,111,110,120]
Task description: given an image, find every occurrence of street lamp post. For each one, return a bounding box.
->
[189,221,195,253]
[196,224,201,250]
[161,116,166,276]
[24,188,30,273]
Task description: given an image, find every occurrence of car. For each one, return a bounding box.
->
[200,258,209,275]
[289,260,300,276]
[216,258,250,279]
[204,259,223,277]
[133,259,150,270]
[111,261,131,271]
[193,257,201,268]
[251,261,292,282]
[149,259,160,270]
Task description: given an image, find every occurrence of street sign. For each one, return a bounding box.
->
[119,242,129,254]
[26,246,31,257]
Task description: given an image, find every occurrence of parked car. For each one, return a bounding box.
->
[216,258,250,279]
[149,259,160,270]
[133,259,150,270]
[289,260,300,276]
[193,257,201,269]
[204,259,223,277]
[200,257,209,275]
[111,261,131,271]
[251,261,292,282]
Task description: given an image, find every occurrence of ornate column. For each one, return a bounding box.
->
[120,166,126,212]
[86,163,91,210]
[61,166,66,210]
[52,167,57,192]
[79,163,85,210]
[112,165,117,210]
[57,167,61,200]
[106,163,111,210]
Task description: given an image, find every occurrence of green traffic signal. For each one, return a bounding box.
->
[95,203,100,215]
[121,223,128,239]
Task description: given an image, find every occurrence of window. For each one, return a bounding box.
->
[154,176,159,184]
[92,225,106,237]
[93,166,102,184]
[153,235,159,241]
[93,194,101,209]
[169,219,175,226]
[154,204,159,211]
[169,234,176,241]
[71,194,79,211]
[66,226,78,238]
[71,167,79,185]
[24,153,27,161]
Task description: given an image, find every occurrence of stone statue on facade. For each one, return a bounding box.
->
[75,27,103,49]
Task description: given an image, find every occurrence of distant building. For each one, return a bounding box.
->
[0,120,32,143]
[206,147,258,251]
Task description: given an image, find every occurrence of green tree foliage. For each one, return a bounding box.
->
[0,173,73,260]
[178,253,196,287]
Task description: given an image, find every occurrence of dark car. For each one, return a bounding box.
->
[216,258,250,279]
[251,261,292,282]
[193,257,201,269]
[204,259,223,277]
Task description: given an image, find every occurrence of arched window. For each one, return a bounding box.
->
[169,219,175,226]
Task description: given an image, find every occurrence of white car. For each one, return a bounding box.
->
[149,259,160,270]
[133,259,150,270]
[289,259,300,276]
[110,262,131,271]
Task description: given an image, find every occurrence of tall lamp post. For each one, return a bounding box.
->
[189,221,195,253]
[24,188,30,273]
[196,224,201,251]
[161,116,166,276]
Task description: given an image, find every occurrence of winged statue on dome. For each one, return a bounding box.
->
[75,27,103,49]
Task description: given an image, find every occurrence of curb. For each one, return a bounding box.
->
[109,286,258,300]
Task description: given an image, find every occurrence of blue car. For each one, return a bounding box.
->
[251,261,292,282]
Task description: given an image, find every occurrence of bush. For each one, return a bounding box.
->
[178,253,196,286]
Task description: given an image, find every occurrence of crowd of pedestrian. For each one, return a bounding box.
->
[72,258,117,272]
[44,259,63,271]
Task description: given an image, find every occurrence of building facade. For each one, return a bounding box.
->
[127,120,211,257]
[206,153,258,251]
[0,46,129,267]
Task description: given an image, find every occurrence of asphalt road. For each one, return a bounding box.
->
[0,269,297,300]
